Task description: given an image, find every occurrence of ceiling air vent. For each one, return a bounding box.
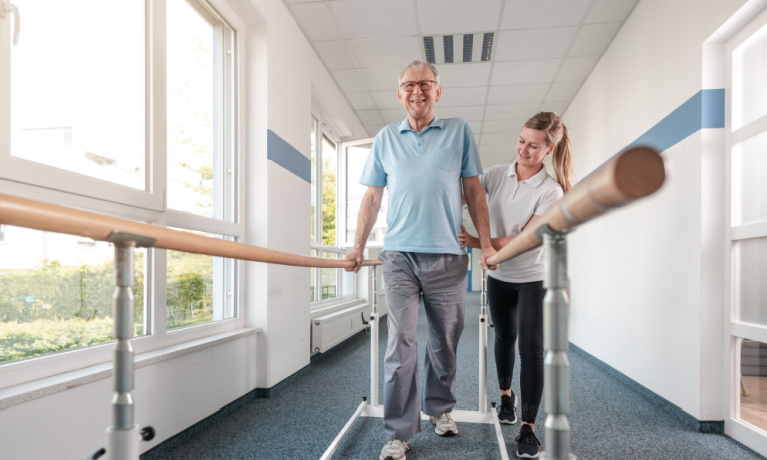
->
[424,32,494,64]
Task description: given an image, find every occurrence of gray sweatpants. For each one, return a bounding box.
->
[379,251,468,441]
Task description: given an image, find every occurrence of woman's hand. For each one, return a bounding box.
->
[458,224,480,249]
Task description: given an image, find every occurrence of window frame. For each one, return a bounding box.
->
[0,0,247,387]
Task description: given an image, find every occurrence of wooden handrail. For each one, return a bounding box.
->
[0,193,381,268]
[486,146,665,266]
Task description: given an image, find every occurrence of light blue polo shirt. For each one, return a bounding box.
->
[360,117,482,255]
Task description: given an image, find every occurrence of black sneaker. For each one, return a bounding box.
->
[498,393,518,424]
[515,424,541,458]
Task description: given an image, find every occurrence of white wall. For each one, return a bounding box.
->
[564,0,749,421]
[0,0,368,457]
[241,0,367,389]
[0,334,259,459]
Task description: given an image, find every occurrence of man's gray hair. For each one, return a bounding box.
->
[398,60,441,87]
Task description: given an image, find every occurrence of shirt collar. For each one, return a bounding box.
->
[506,160,548,188]
[398,116,444,133]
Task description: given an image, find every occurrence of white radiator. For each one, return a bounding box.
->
[311,300,371,354]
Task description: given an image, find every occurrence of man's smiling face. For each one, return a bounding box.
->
[397,65,441,126]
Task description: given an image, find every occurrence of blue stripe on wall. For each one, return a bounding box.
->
[627,89,724,152]
[267,129,311,183]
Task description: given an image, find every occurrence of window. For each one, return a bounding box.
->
[166,230,236,330]
[0,0,242,369]
[341,138,388,246]
[166,0,237,221]
[2,0,151,206]
[310,116,350,304]
[0,227,148,362]
[727,7,767,449]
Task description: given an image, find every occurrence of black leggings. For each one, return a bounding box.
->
[488,276,544,424]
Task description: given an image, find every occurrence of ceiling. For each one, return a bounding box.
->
[284,0,639,167]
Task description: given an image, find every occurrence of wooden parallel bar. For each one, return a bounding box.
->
[487,146,666,266]
[0,193,380,268]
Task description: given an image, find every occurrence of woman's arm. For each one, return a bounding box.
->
[458,215,540,251]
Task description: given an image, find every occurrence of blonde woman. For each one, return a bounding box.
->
[459,111,573,459]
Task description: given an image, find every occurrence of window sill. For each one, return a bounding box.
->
[310,298,365,319]
[0,327,261,411]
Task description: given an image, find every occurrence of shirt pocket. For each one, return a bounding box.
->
[435,147,461,171]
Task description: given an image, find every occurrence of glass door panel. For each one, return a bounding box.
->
[740,338,767,432]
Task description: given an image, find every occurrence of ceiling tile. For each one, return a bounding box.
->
[345,92,378,110]
[482,119,528,133]
[485,102,541,120]
[546,81,582,101]
[555,56,599,81]
[314,40,356,70]
[487,83,550,104]
[467,120,482,134]
[331,70,369,92]
[329,0,418,39]
[381,108,406,124]
[437,105,485,120]
[290,3,343,41]
[347,37,423,68]
[542,100,569,114]
[437,63,492,88]
[481,132,516,144]
[370,91,402,109]
[364,124,384,136]
[585,0,639,24]
[360,67,403,91]
[356,109,384,125]
[490,59,560,85]
[494,27,577,61]
[439,87,488,107]
[417,0,503,35]
[568,23,620,57]
[501,0,591,29]
[478,144,511,154]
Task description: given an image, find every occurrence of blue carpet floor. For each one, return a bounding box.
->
[142,292,765,459]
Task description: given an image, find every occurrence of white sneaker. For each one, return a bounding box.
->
[429,412,458,436]
[379,439,410,460]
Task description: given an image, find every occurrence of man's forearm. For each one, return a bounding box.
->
[464,190,493,249]
[468,204,493,249]
[353,187,383,251]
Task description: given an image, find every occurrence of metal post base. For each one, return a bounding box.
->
[541,454,577,460]
[106,425,140,460]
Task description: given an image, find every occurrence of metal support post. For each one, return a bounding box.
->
[478,268,488,414]
[370,264,379,407]
[104,232,156,460]
[538,226,576,460]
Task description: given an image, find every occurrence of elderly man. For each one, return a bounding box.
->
[345,60,496,460]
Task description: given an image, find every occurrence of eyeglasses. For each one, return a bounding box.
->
[400,80,438,92]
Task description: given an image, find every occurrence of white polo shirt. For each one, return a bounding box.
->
[480,161,563,283]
